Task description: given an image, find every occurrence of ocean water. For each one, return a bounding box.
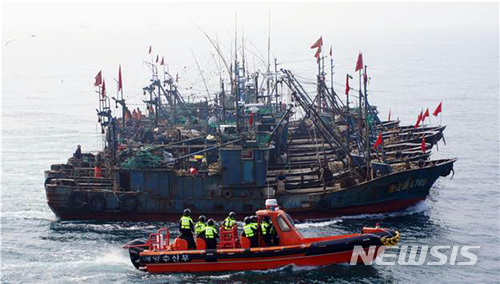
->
[2,3,499,283]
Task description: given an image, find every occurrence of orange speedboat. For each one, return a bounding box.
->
[123,199,400,273]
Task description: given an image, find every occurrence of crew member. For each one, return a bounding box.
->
[195,215,207,238]
[321,164,333,184]
[261,216,273,246]
[73,145,82,159]
[242,217,258,247]
[275,171,287,194]
[136,107,142,119]
[203,219,219,249]
[223,212,237,230]
[250,215,259,233]
[93,166,103,178]
[179,209,196,250]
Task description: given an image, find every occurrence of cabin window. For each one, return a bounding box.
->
[241,150,254,160]
[276,216,291,232]
[285,213,295,226]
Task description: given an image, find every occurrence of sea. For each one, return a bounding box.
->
[2,3,499,283]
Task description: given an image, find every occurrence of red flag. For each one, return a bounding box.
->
[94,71,102,86]
[310,37,323,49]
[102,79,106,98]
[149,45,152,54]
[414,111,422,128]
[329,46,332,56]
[345,74,350,95]
[421,135,426,153]
[156,55,159,63]
[433,102,442,116]
[388,109,391,121]
[314,47,321,62]
[422,108,429,121]
[118,65,123,91]
[160,56,164,65]
[373,132,383,150]
[355,53,363,72]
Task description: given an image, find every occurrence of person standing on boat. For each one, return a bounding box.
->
[179,209,196,250]
[195,215,207,239]
[73,145,82,159]
[275,171,287,194]
[222,212,236,230]
[93,166,103,178]
[203,219,219,249]
[136,107,142,120]
[242,217,258,247]
[261,216,274,246]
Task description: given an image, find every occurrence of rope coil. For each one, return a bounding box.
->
[380,231,401,246]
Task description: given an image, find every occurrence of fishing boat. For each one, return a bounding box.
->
[123,199,400,273]
[44,37,456,221]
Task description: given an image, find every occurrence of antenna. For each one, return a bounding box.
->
[235,13,238,65]
[191,50,211,101]
[267,11,271,102]
[242,27,245,78]
[267,180,270,199]
[267,10,271,74]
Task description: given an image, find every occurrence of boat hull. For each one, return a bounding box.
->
[45,159,455,221]
[136,231,395,273]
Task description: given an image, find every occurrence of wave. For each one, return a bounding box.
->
[0,210,56,222]
[94,247,132,266]
[295,219,342,229]
[337,201,430,220]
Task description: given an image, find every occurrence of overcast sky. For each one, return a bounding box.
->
[2,2,498,106]
[3,2,498,34]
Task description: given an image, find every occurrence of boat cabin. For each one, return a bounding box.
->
[253,199,304,246]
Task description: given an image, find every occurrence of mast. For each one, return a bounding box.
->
[221,78,226,122]
[274,58,278,111]
[115,66,126,128]
[346,74,353,166]
[242,28,245,78]
[267,11,271,104]
[234,14,240,132]
[330,47,335,108]
[358,67,363,139]
[171,80,176,125]
[317,51,322,112]
[255,72,259,103]
[364,65,371,179]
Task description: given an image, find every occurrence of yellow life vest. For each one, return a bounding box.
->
[243,224,255,237]
[250,222,259,230]
[180,216,193,229]
[223,217,236,229]
[205,225,217,239]
[261,222,270,235]
[195,221,206,234]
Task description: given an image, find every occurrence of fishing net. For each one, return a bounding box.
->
[256,133,271,147]
[121,147,164,169]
